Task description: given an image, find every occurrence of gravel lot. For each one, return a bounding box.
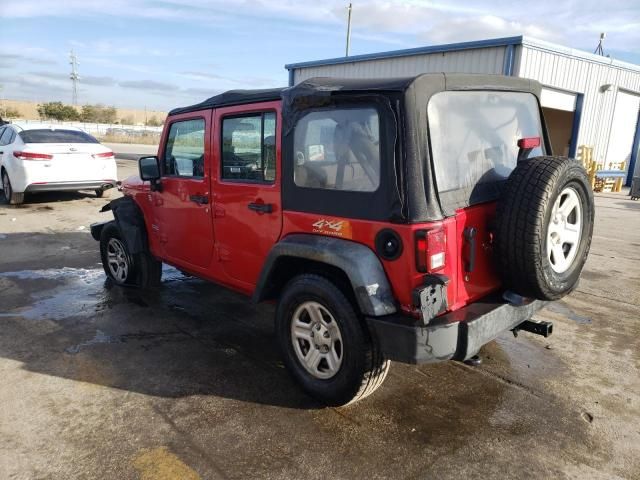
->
[1,157,639,479]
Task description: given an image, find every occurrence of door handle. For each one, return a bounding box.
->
[189,194,209,205]
[248,202,273,214]
[463,227,477,273]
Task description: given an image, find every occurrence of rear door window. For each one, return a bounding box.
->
[428,91,544,195]
[19,129,99,143]
[293,107,380,192]
[163,119,205,178]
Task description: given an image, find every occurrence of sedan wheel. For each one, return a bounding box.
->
[2,172,11,198]
[1,171,24,205]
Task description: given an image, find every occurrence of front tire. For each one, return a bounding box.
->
[2,170,24,205]
[276,274,389,406]
[99,223,162,288]
[100,223,136,285]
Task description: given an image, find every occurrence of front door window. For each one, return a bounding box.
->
[154,115,213,268]
[163,119,206,178]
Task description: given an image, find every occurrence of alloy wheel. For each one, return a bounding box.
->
[291,301,344,379]
[106,237,130,283]
[547,187,582,274]
[2,173,11,199]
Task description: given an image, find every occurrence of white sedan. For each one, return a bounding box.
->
[0,122,118,205]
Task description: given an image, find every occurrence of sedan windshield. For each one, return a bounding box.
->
[19,129,99,144]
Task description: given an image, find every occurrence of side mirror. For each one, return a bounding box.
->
[138,156,162,191]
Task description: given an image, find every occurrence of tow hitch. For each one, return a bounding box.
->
[513,319,553,338]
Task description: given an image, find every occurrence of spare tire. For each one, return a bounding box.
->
[495,156,594,300]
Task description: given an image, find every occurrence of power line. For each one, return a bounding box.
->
[69,50,80,105]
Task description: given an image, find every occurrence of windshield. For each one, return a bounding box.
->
[428,91,544,194]
[19,129,99,144]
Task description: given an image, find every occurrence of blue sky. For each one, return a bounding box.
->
[1,0,639,111]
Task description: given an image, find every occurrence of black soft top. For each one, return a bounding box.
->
[281,74,544,223]
[169,88,286,116]
[169,74,545,223]
[169,74,540,116]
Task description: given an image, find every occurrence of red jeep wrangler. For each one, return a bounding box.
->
[91,74,594,406]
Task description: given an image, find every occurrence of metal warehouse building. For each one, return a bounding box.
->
[286,36,640,185]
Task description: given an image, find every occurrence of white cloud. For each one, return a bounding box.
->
[2,0,639,108]
[420,14,562,45]
[3,0,638,55]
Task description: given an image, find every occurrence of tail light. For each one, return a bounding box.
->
[517,137,541,149]
[517,136,540,162]
[92,151,114,159]
[13,151,54,161]
[415,228,446,273]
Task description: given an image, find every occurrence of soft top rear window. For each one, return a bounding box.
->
[19,129,99,144]
[428,91,544,210]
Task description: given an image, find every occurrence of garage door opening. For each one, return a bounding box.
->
[540,87,581,158]
[605,90,640,185]
[543,107,575,157]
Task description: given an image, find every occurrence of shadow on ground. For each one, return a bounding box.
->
[0,231,607,478]
[0,190,104,207]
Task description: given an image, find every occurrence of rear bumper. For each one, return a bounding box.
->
[25,180,117,192]
[366,296,548,364]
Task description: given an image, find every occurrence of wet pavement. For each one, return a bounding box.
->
[0,181,639,479]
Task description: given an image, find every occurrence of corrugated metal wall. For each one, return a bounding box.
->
[291,40,640,168]
[515,45,640,164]
[292,46,508,84]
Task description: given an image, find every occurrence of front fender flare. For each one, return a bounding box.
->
[95,196,148,255]
[253,234,397,317]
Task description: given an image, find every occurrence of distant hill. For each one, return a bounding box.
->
[0,99,166,126]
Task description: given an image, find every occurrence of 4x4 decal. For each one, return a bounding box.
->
[312,218,353,239]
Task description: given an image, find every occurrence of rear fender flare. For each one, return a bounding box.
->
[253,234,397,317]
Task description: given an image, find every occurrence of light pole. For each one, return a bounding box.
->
[345,3,352,57]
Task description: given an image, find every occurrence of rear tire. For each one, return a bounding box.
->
[276,274,389,406]
[99,223,162,288]
[2,171,25,205]
[495,156,594,300]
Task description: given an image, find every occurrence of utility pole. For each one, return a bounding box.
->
[345,2,352,57]
[69,50,80,105]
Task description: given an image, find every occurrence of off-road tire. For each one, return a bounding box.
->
[276,274,390,406]
[495,156,594,300]
[100,223,162,288]
[1,170,25,205]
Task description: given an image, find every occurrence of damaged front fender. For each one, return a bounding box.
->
[91,196,148,254]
